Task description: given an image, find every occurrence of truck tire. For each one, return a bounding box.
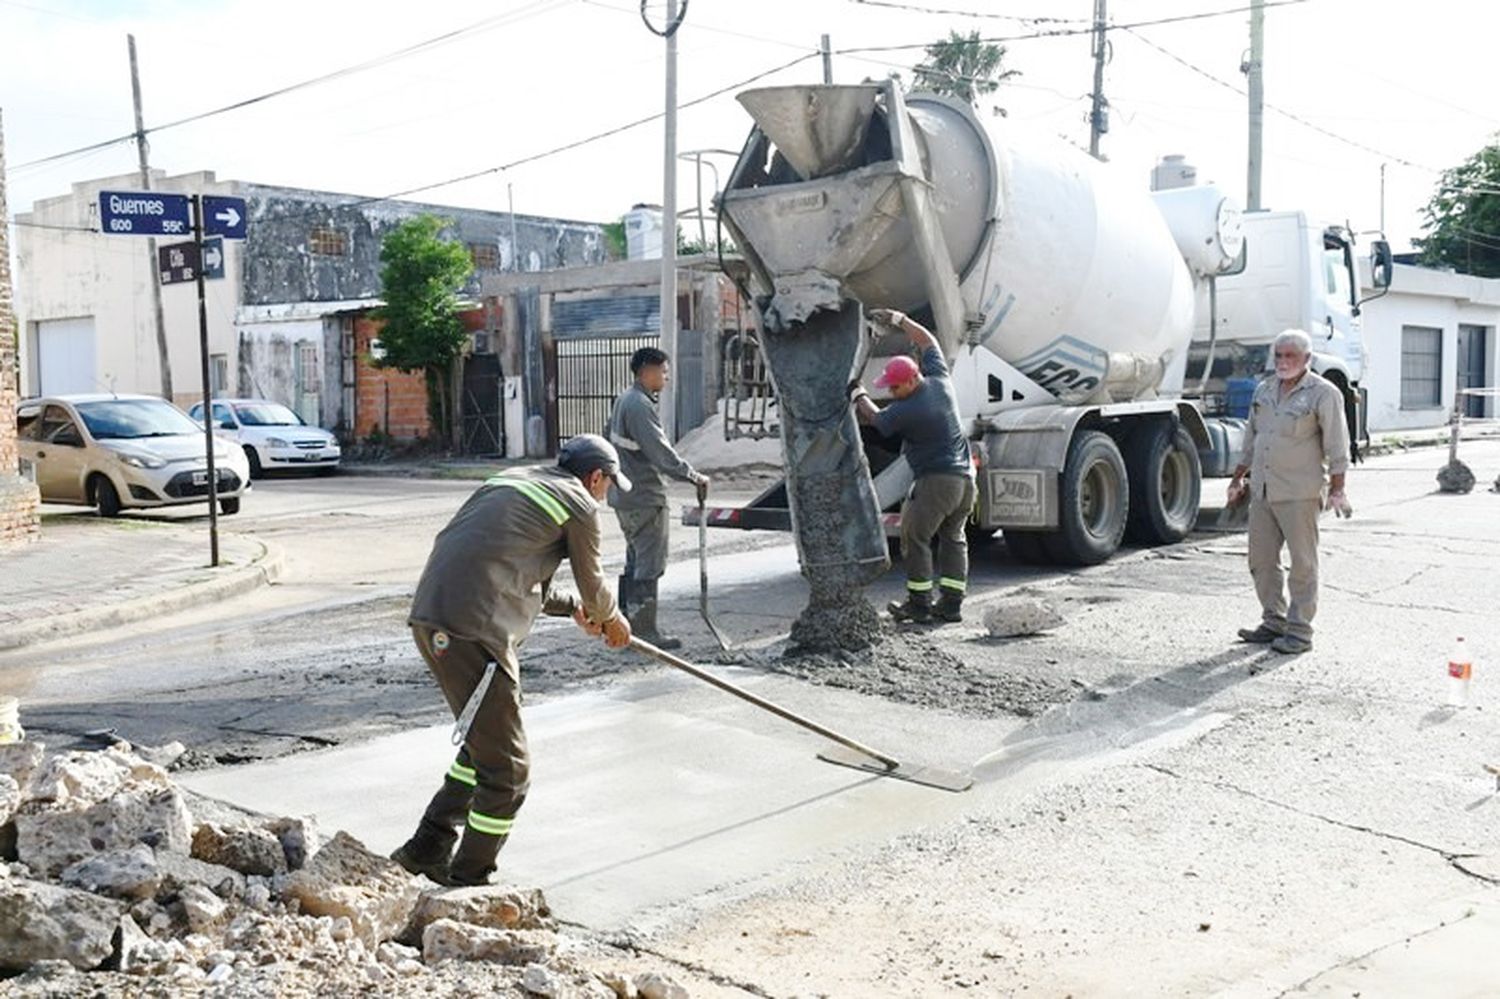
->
[1003,530,1052,565]
[1123,419,1201,545]
[1044,430,1128,566]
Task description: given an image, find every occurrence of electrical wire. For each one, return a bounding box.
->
[10,0,573,174]
[846,0,1085,22]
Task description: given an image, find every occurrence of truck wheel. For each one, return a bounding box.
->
[1004,530,1052,565]
[1044,430,1128,566]
[1123,420,1201,545]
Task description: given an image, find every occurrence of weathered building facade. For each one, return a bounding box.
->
[1,110,41,546]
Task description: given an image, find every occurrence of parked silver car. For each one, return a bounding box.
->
[16,394,250,516]
[188,398,341,478]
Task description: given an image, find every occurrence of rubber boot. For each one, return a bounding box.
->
[934,589,964,623]
[617,574,633,618]
[390,776,469,882]
[447,827,507,888]
[629,579,681,650]
[887,589,933,624]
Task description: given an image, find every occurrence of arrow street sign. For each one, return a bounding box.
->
[201,237,225,280]
[158,240,200,285]
[99,190,191,237]
[202,195,248,239]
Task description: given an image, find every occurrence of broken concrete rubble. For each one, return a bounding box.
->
[15,782,193,878]
[637,971,691,999]
[59,843,159,900]
[282,829,420,949]
[422,917,559,965]
[0,877,124,970]
[404,882,552,943]
[0,773,18,826]
[984,597,1065,638]
[192,819,288,876]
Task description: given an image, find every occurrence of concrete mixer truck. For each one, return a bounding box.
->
[701,81,1392,586]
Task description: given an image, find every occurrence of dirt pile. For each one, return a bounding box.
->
[0,741,687,998]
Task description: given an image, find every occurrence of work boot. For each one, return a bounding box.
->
[390,825,456,883]
[629,579,682,650]
[1236,623,1284,644]
[887,589,933,624]
[446,827,507,888]
[617,574,633,618]
[934,590,964,623]
[1270,634,1313,655]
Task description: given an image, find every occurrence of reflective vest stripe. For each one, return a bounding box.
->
[466,810,515,836]
[447,761,477,787]
[938,577,967,593]
[609,430,641,452]
[486,477,570,526]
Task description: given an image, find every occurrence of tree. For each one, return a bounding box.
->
[911,30,1021,114]
[1415,138,1500,277]
[373,215,474,445]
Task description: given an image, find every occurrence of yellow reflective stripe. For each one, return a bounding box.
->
[466,810,515,836]
[906,579,934,592]
[938,577,967,593]
[447,762,477,787]
[486,477,569,525]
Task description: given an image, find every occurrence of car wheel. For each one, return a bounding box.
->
[92,475,122,518]
[243,445,263,479]
[220,496,241,516]
[314,465,338,477]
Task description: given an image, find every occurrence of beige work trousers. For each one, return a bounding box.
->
[1247,497,1321,640]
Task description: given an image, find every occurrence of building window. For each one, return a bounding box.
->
[210,354,228,395]
[469,243,499,270]
[309,227,348,256]
[1400,325,1442,409]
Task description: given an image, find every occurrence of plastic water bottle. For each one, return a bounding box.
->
[1447,637,1472,708]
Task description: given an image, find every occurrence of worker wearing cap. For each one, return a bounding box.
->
[851,309,977,624]
[607,346,709,650]
[1227,329,1352,655]
[393,434,632,886]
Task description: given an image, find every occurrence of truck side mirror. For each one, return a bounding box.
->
[1370,240,1393,289]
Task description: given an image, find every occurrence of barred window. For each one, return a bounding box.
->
[309,227,347,256]
[469,243,499,269]
[1400,325,1442,409]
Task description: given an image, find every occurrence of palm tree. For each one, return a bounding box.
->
[912,30,1022,114]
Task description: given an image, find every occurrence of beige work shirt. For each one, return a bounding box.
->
[409,465,617,657]
[1241,369,1351,503]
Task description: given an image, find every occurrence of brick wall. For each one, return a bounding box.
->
[0,110,42,547]
[351,309,490,442]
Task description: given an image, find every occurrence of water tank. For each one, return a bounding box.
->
[1151,154,1198,192]
[623,204,662,261]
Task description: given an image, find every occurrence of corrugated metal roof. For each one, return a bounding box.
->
[552,295,660,338]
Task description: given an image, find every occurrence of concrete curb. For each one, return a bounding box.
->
[0,535,286,652]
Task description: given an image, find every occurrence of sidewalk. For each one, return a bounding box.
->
[0,514,282,651]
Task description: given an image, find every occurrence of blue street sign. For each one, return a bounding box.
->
[202,195,248,239]
[98,190,191,237]
[202,237,225,280]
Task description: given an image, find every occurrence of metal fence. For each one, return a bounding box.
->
[555,334,660,443]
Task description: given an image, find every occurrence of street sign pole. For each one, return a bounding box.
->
[191,194,220,567]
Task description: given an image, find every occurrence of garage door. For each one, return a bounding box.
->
[37,317,97,395]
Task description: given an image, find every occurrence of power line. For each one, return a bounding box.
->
[846,0,1085,22]
[11,0,574,174]
[1120,27,1437,173]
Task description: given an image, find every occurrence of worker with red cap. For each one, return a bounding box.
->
[850,309,977,623]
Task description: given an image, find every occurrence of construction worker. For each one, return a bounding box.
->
[1228,329,1352,655]
[851,309,977,624]
[607,346,709,650]
[393,434,632,887]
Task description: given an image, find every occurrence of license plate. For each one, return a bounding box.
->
[192,470,208,485]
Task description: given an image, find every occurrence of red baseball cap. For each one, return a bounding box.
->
[874,355,919,388]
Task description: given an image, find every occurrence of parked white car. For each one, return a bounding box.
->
[189,398,341,478]
[16,394,251,516]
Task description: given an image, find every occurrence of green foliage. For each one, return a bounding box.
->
[373,215,474,443]
[911,30,1020,112]
[602,219,628,260]
[1415,138,1500,277]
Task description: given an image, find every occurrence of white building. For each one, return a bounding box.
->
[1358,260,1498,431]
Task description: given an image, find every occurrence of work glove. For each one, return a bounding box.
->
[688,470,709,490]
[847,379,869,402]
[1325,489,1353,518]
[1226,479,1249,508]
[868,308,905,329]
[602,614,632,650]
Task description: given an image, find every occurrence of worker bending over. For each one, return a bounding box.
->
[851,309,977,624]
[394,435,631,886]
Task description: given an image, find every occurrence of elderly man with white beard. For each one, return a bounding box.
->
[1227,329,1354,655]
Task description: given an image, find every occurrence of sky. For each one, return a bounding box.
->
[3,0,1498,254]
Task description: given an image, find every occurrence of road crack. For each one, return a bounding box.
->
[1139,763,1498,886]
[556,919,774,997]
[1273,911,1472,998]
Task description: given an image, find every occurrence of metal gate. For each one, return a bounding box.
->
[462,353,504,456]
[555,334,659,443]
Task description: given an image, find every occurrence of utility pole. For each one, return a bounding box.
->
[659,0,679,441]
[1379,162,1387,233]
[821,34,833,84]
[129,35,173,402]
[1087,0,1108,159]
[1246,0,1265,211]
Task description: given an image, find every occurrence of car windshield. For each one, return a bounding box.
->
[76,399,202,439]
[235,403,304,427]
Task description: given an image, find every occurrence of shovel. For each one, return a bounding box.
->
[697,480,733,650]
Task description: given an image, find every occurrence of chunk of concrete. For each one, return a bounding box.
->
[637,971,690,999]
[1437,459,1476,494]
[264,815,320,871]
[179,883,228,935]
[421,918,557,965]
[0,774,18,826]
[115,913,175,975]
[282,830,419,949]
[600,971,638,998]
[0,877,125,971]
[15,784,193,877]
[524,962,562,996]
[155,851,246,901]
[403,883,551,943]
[60,843,159,900]
[983,597,1064,638]
[0,740,44,794]
[192,821,287,876]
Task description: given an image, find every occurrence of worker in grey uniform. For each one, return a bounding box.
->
[1227,329,1352,655]
[851,309,977,624]
[607,346,709,650]
[393,434,632,887]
